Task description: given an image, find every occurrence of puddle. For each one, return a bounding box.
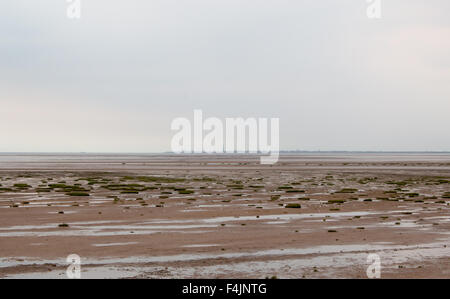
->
[182,244,219,248]
[3,240,449,279]
[93,242,139,247]
[0,218,216,237]
[199,210,396,223]
[5,267,140,279]
[48,211,78,215]
[3,240,448,268]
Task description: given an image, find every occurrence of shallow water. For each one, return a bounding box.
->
[93,242,139,247]
[3,239,449,279]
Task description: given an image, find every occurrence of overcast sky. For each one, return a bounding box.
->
[1,0,449,152]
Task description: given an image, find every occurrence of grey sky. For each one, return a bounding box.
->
[1,0,449,152]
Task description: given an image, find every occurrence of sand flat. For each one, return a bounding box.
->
[0,153,449,278]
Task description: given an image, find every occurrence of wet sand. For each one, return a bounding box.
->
[0,153,449,278]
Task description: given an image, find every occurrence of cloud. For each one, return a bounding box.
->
[1,0,449,151]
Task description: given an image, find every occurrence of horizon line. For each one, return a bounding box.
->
[1,151,450,155]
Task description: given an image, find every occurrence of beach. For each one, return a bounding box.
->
[0,153,449,278]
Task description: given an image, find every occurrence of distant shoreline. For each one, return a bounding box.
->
[0,151,450,155]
